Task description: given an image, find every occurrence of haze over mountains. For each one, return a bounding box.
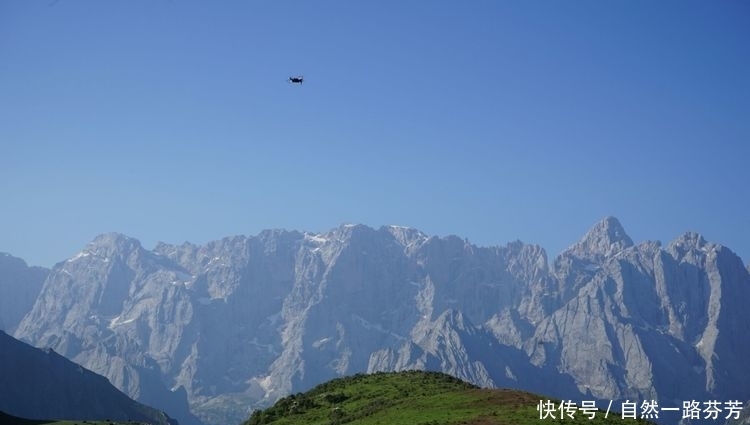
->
[6,217,750,425]
[0,253,47,333]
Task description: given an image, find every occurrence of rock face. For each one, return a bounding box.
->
[0,331,175,424]
[728,402,750,425]
[0,253,48,333]
[13,218,750,425]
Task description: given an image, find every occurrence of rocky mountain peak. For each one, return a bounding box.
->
[382,225,428,250]
[86,232,143,258]
[666,231,716,261]
[337,223,371,233]
[569,216,633,258]
[671,231,707,249]
[329,223,379,245]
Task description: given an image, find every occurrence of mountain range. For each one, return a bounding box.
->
[8,217,750,425]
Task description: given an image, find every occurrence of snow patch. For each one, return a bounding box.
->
[109,316,136,329]
[67,251,91,262]
[312,337,331,348]
[305,233,329,244]
[205,256,223,268]
[505,366,517,381]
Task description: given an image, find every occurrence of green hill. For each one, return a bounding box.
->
[243,371,655,425]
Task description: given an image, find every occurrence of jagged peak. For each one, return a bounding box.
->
[153,240,184,253]
[568,216,634,258]
[504,240,547,257]
[667,231,727,260]
[83,233,143,258]
[256,228,303,240]
[381,225,428,248]
[671,231,708,249]
[90,232,141,246]
[331,223,377,240]
[339,223,371,231]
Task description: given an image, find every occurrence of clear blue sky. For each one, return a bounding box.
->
[2,0,749,268]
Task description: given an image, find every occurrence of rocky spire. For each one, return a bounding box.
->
[569,216,634,257]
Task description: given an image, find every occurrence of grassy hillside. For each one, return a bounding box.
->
[243,371,655,425]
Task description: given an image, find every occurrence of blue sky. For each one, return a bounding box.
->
[2,0,749,267]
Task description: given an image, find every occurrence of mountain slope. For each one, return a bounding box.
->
[0,331,174,425]
[11,234,203,425]
[0,253,47,332]
[12,218,750,425]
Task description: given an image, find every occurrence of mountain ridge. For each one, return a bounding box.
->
[12,217,750,425]
[0,331,175,425]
